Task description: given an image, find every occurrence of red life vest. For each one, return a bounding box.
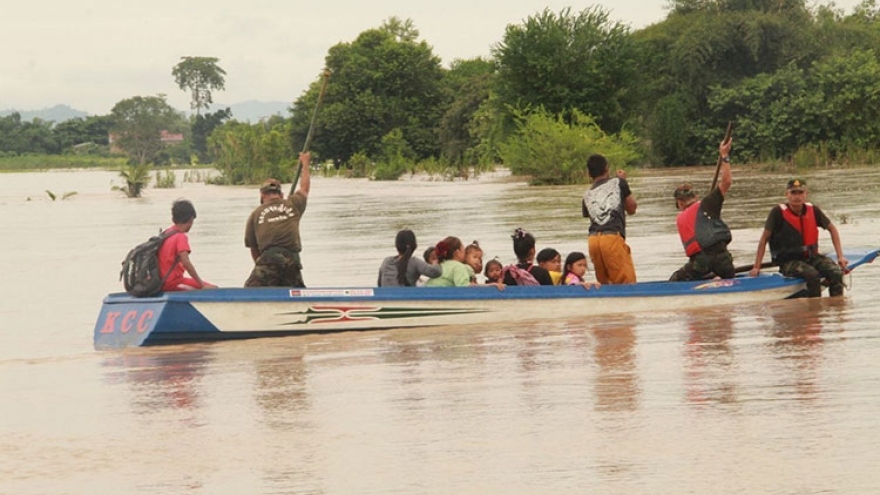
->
[676,200,732,257]
[780,203,819,255]
[769,203,820,263]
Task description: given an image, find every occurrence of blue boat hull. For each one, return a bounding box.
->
[94,275,806,349]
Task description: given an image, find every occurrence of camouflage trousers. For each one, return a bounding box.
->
[669,249,735,281]
[245,247,305,288]
[780,255,844,297]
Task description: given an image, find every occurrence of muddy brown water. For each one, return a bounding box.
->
[1,166,879,494]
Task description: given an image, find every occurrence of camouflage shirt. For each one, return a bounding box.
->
[244,193,308,253]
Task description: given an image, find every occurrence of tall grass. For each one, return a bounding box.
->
[154,169,177,189]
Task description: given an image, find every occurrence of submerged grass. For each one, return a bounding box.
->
[0,154,128,171]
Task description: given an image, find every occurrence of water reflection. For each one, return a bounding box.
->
[762,298,848,400]
[591,318,639,412]
[682,309,738,406]
[101,347,212,415]
[254,355,312,431]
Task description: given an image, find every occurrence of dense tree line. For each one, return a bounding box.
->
[0,113,113,156]
[4,2,880,183]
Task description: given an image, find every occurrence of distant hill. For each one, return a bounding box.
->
[210,100,290,122]
[0,104,88,123]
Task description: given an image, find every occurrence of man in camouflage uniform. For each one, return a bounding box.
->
[244,152,311,288]
[749,178,849,297]
[670,137,734,281]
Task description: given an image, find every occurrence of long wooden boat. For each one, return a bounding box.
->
[94,248,879,349]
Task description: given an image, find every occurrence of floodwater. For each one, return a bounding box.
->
[1,165,880,494]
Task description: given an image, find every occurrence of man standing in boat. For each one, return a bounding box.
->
[244,152,311,288]
[669,137,735,281]
[582,154,638,284]
[749,178,848,297]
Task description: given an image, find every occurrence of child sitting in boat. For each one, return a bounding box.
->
[536,248,563,285]
[416,246,439,286]
[484,258,503,284]
[159,199,217,292]
[424,246,438,265]
[562,251,601,290]
[426,237,503,290]
[464,241,484,284]
[378,229,442,287]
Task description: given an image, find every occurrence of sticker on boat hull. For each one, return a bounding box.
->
[289,289,375,297]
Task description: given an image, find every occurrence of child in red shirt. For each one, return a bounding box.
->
[158,199,217,291]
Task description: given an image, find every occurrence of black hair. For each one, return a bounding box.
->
[561,251,587,282]
[172,199,196,224]
[394,229,417,286]
[423,246,435,261]
[674,183,696,200]
[536,248,560,264]
[586,154,608,179]
[483,258,502,278]
[511,228,536,263]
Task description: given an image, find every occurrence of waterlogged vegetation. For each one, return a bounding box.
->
[5,1,880,190]
[44,190,77,201]
[154,169,177,189]
[0,154,126,172]
[112,163,151,198]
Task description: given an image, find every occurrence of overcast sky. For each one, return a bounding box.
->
[2,0,866,115]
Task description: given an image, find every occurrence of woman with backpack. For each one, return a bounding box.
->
[502,228,555,286]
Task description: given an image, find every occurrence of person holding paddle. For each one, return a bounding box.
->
[749,178,848,297]
[582,154,637,284]
[669,137,735,281]
[243,152,311,288]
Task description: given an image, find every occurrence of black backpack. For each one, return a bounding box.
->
[120,229,181,297]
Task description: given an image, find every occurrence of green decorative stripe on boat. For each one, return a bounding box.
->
[280,305,487,325]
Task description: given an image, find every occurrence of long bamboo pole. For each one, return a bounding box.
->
[290,69,331,196]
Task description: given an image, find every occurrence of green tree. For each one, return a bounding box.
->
[54,115,113,150]
[498,108,640,185]
[110,95,187,165]
[0,113,59,154]
[707,49,880,160]
[207,119,295,184]
[191,108,232,161]
[290,18,445,166]
[438,57,496,168]
[373,128,413,180]
[633,0,817,164]
[172,56,227,116]
[812,49,880,149]
[493,7,638,134]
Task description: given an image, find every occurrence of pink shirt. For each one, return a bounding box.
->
[158,228,191,291]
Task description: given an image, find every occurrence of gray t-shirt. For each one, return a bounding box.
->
[377,256,442,287]
[582,177,632,238]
